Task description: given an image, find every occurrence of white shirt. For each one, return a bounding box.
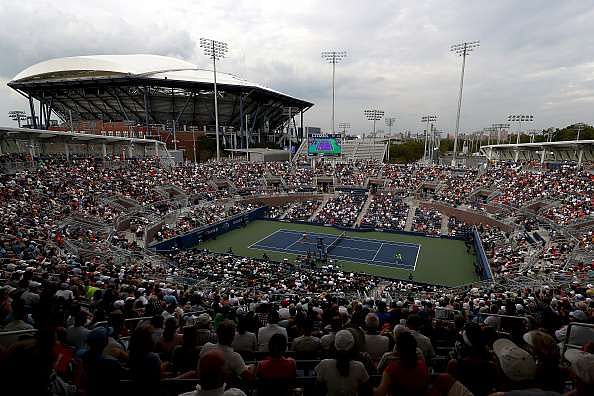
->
[257,324,287,352]
[293,335,321,353]
[179,384,246,396]
[200,343,247,380]
[232,332,257,352]
[364,334,390,362]
[315,359,369,396]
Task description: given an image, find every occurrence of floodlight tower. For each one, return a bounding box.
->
[283,106,300,162]
[8,110,27,127]
[364,109,384,141]
[385,117,396,135]
[421,115,438,162]
[507,115,534,145]
[492,123,510,145]
[450,40,480,166]
[321,50,347,134]
[200,37,229,161]
[338,122,351,139]
[573,122,586,141]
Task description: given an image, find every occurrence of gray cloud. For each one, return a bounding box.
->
[2,0,594,134]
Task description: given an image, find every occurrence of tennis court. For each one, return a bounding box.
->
[201,220,479,286]
[249,229,420,270]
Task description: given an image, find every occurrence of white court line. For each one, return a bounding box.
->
[249,243,415,270]
[276,228,420,248]
[413,245,421,271]
[247,230,286,249]
[249,228,416,270]
[371,243,384,262]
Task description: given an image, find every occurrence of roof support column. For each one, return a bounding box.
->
[29,138,36,160]
[301,110,304,141]
[155,141,159,158]
[239,94,244,149]
[28,95,38,129]
[143,86,150,136]
[540,147,546,164]
[577,148,583,168]
[64,142,70,162]
[102,143,107,158]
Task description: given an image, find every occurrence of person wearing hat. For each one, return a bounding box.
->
[78,326,123,396]
[522,331,563,393]
[196,313,218,347]
[564,349,594,396]
[491,338,562,396]
[315,329,370,396]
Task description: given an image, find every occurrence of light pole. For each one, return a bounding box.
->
[385,117,396,135]
[450,40,480,166]
[338,122,350,139]
[421,115,438,162]
[492,123,510,145]
[283,106,300,162]
[200,37,228,161]
[364,109,384,142]
[8,110,27,127]
[321,50,347,134]
[507,115,534,144]
[573,123,586,141]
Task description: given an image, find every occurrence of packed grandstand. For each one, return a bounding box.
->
[0,152,593,396]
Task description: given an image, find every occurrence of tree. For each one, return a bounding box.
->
[388,140,424,163]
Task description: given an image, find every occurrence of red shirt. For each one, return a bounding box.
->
[257,356,296,380]
[385,358,429,396]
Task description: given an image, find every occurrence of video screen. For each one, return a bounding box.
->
[307,133,342,156]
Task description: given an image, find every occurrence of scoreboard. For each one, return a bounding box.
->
[307,133,342,156]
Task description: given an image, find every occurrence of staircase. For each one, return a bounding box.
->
[355,193,374,227]
[279,202,297,220]
[405,204,418,231]
[309,194,330,221]
[440,214,450,235]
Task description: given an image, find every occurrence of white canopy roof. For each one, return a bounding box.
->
[11,54,298,99]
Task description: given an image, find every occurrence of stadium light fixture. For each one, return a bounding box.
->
[201,37,229,161]
[364,109,384,141]
[8,110,27,127]
[283,106,300,163]
[507,115,534,144]
[573,122,586,141]
[421,115,438,162]
[492,123,510,145]
[321,50,347,134]
[450,40,480,166]
[338,122,350,140]
[385,117,396,135]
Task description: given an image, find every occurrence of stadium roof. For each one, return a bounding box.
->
[8,54,313,131]
[10,54,310,103]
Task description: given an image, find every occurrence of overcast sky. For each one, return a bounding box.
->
[1,0,594,135]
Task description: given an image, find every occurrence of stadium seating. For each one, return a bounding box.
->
[0,153,592,395]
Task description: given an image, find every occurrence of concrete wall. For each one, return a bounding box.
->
[421,201,514,232]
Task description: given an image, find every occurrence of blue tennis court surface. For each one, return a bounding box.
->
[248,229,420,270]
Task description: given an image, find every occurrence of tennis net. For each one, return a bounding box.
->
[326,231,347,254]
